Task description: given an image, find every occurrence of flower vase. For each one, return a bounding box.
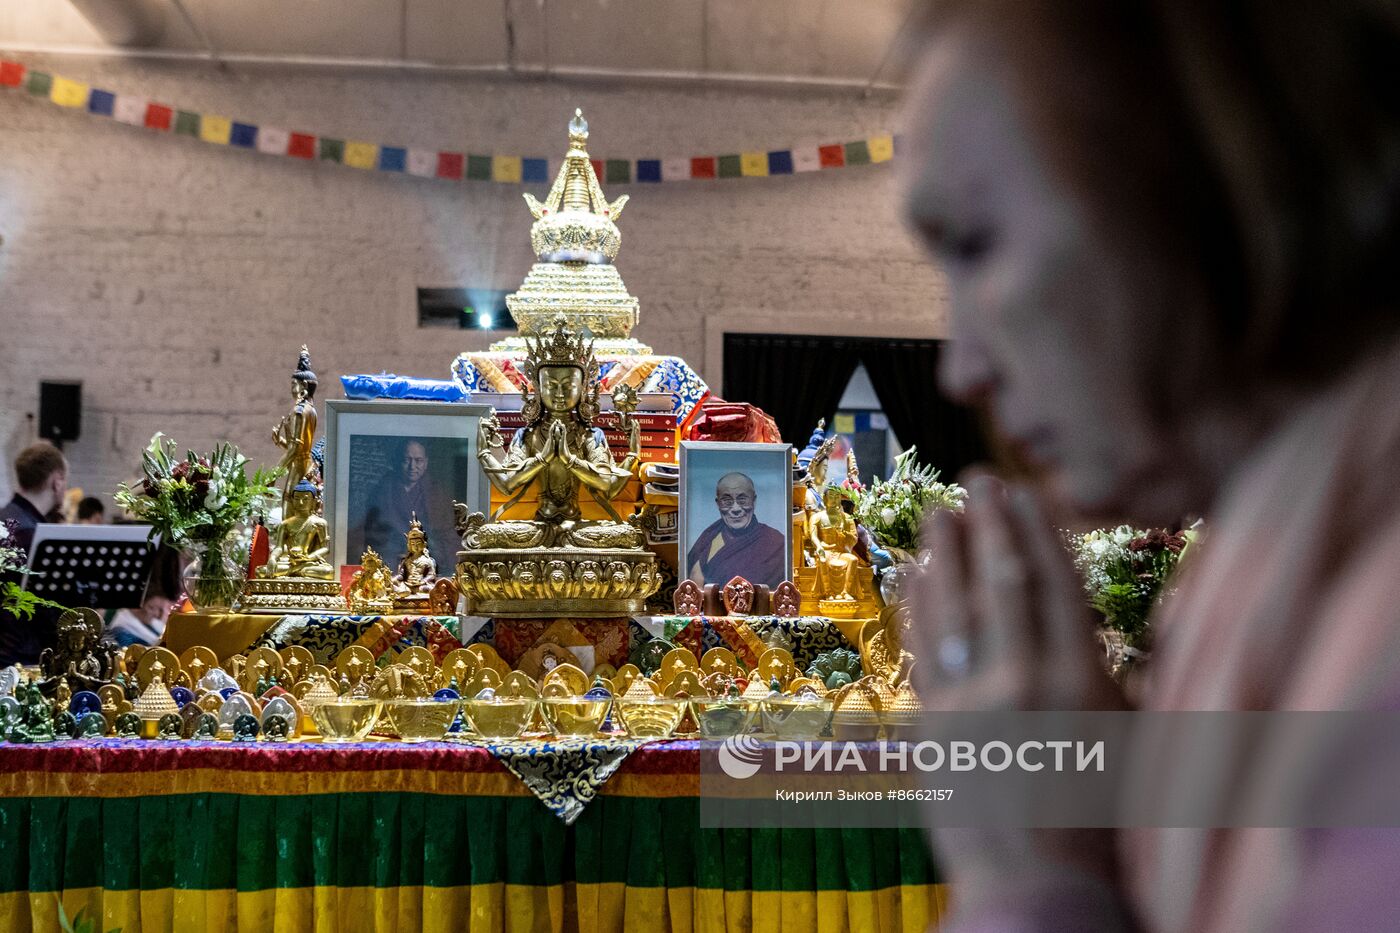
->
[180,535,242,613]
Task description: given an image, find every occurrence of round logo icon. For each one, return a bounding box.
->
[718,734,765,780]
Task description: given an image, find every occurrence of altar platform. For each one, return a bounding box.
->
[0,739,947,933]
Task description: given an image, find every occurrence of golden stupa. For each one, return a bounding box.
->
[493,109,650,355]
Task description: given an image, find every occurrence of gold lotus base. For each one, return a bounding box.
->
[237,577,348,614]
[818,598,864,619]
[456,546,660,618]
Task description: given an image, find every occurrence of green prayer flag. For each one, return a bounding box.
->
[318,138,344,162]
[466,155,492,181]
[25,71,51,96]
[717,154,742,179]
[174,110,200,136]
[605,159,631,184]
[844,140,871,166]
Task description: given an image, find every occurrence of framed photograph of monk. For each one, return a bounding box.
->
[679,441,793,592]
[324,400,493,572]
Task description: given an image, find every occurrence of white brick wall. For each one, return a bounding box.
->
[0,54,948,506]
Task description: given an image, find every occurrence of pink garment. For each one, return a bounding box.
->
[952,337,1400,932]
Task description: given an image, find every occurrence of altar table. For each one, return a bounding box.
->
[0,740,947,933]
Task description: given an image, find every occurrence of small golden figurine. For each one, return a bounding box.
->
[808,487,879,620]
[391,514,437,611]
[260,480,334,579]
[455,317,659,616]
[237,346,347,613]
[347,548,394,614]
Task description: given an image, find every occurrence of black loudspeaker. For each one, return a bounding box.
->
[38,381,82,447]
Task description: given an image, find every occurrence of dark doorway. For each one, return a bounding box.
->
[721,333,990,480]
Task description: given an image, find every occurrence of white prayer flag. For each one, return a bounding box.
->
[406,148,438,177]
[792,146,822,172]
[113,95,148,126]
[256,126,289,155]
[661,156,692,181]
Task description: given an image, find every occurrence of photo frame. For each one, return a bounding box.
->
[679,440,794,592]
[324,400,492,572]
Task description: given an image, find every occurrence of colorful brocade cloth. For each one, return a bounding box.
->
[0,740,947,933]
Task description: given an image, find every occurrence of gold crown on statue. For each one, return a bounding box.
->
[405,513,426,545]
[526,316,596,373]
[521,317,602,426]
[522,109,629,264]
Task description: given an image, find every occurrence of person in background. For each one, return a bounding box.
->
[0,442,68,554]
[903,1,1400,931]
[104,594,174,647]
[76,496,105,525]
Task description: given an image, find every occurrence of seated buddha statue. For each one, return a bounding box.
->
[392,514,438,596]
[454,317,659,616]
[259,480,334,580]
[809,486,867,604]
[463,316,645,552]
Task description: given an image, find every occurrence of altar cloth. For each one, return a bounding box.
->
[0,740,947,933]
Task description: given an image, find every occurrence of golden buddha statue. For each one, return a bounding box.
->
[392,514,438,596]
[347,547,394,614]
[811,487,863,601]
[806,486,879,620]
[260,481,333,580]
[237,346,347,614]
[455,317,660,616]
[273,346,318,508]
[801,433,839,565]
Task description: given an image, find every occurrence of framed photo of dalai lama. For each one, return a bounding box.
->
[679,441,793,592]
[324,400,493,572]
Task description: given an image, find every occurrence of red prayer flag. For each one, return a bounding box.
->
[0,61,25,87]
[144,103,173,131]
[818,144,845,168]
[591,159,604,179]
[287,132,316,159]
[437,151,464,179]
[690,156,717,179]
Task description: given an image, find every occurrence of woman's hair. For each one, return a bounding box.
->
[919,0,1400,383]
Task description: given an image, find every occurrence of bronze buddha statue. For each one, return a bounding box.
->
[455,318,659,617]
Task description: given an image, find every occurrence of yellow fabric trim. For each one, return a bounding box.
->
[0,884,948,933]
[0,765,699,800]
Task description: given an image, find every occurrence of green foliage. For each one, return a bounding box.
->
[113,433,281,548]
[57,899,121,933]
[1067,525,1195,647]
[842,447,967,555]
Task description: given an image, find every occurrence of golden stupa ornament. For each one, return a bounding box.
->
[454,316,660,617]
[494,109,650,354]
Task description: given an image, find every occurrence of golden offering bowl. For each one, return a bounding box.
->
[385,698,460,743]
[691,698,759,739]
[616,696,688,738]
[540,697,611,738]
[762,697,833,741]
[310,699,383,743]
[461,697,537,742]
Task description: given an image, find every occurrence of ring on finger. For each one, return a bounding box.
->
[937,634,971,678]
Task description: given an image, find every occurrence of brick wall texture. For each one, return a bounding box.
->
[0,54,947,505]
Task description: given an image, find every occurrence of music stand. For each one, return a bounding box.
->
[23,524,157,611]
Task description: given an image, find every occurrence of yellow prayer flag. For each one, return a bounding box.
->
[740,151,769,177]
[868,134,894,163]
[492,155,523,183]
[344,141,378,169]
[49,76,89,109]
[199,114,232,145]
[833,413,856,434]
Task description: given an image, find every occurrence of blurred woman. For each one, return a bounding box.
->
[902,1,1400,930]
